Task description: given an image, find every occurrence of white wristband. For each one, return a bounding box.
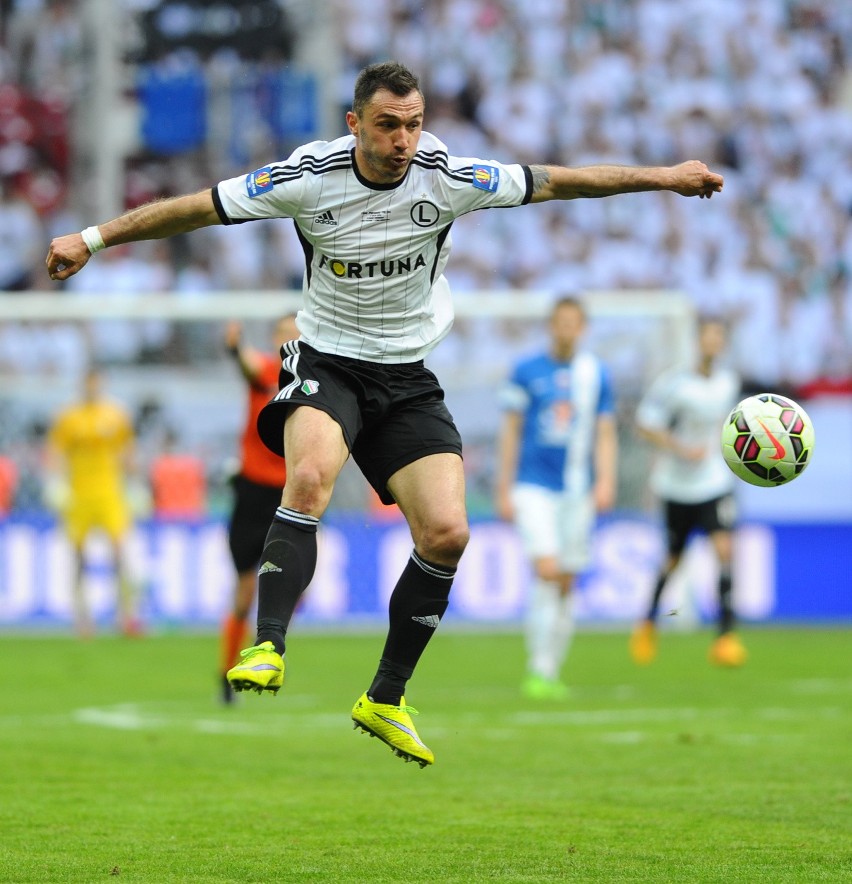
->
[80,225,105,254]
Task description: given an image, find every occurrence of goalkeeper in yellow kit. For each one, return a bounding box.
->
[46,368,143,637]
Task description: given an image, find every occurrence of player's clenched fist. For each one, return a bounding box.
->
[46,233,91,281]
[669,160,724,199]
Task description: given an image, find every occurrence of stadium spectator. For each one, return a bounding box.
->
[64,241,175,364]
[0,174,43,290]
[5,0,85,107]
[149,427,207,520]
[45,366,143,637]
[334,0,852,387]
[1,0,850,394]
[495,296,617,700]
[218,315,295,705]
[0,452,18,515]
[46,60,723,767]
[630,317,746,667]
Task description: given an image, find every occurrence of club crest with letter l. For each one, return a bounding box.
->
[301,379,319,395]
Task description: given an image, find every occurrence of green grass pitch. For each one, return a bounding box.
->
[0,627,849,883]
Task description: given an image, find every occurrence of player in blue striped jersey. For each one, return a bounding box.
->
[496,297,617,699]
[47,61,724,766]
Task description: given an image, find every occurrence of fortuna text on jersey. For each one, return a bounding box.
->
[317,252,427,280]
[214,132,533,363]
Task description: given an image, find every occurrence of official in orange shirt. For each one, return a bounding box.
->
[150,428,207,520]
[0,454,18,517]
[220,315,297,702]
[46,367,142,637]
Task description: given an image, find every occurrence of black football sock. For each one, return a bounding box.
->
[646,571,668,622]
[718,565,735,634]
[255,507,319,656]
[367,551,455,705]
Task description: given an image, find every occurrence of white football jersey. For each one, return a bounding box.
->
[214,131,532,362]
[636,365,741,503]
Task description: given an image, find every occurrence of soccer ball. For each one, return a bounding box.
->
[721,393,815,487]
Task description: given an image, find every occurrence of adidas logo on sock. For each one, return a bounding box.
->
[258,561,283,575]
[314,210,337,226]
[411,614,440,628]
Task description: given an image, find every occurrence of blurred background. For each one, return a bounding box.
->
[0,0,849,631]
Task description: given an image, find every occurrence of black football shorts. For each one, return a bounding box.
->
[257,341,463,504]
[663,493,736,556]
[227,474,282,572]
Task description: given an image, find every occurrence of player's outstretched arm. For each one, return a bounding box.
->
[46,190,221,282]
[224,321,265,385]
[637,423,706,462]
[594,414,618,512]
[494,411,523,522]
[528,161,724,204]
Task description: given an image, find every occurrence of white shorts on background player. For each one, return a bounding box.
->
[511,484,594,573]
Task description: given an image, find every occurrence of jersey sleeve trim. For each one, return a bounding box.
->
[499,382,529,411]
[521,166,533,205]
[211,186,231,225]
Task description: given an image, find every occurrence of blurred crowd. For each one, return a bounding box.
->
[2,0,852,389]
[334,0,852,392]
[1,0,852,517]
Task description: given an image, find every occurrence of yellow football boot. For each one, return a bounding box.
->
[629,620,658,665]
[226,641,284,694]
[709,632,748,668]
[351,692,434,768]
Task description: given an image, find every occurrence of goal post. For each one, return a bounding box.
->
[0,288,697,515]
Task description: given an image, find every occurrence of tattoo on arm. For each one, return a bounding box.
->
[530,165,551,195]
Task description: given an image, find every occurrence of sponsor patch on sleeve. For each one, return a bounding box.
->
[246,166,274,199]
[472,164,500,193]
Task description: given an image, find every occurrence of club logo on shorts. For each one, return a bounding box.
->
[301,379,320,395]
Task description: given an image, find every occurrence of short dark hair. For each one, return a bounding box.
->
[697,313,728,333]
[551,295,586,320]
[352,61,423,117]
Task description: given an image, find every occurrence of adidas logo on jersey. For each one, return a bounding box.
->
[258,560,283,576]
[314,210,337,226]
[411,614,441,628]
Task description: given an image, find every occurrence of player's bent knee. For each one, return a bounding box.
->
[534,558,561,582]
[417,520,470,565]
[281,462,338,513]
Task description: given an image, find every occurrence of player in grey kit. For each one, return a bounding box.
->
[46,61,724,767]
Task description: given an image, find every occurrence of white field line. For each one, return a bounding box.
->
[790,678,852,695]
[60,702,826,738]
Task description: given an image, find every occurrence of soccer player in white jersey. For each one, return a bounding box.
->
[496,297,617,699]
[46,61,724,767]
[630,317,746,667]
